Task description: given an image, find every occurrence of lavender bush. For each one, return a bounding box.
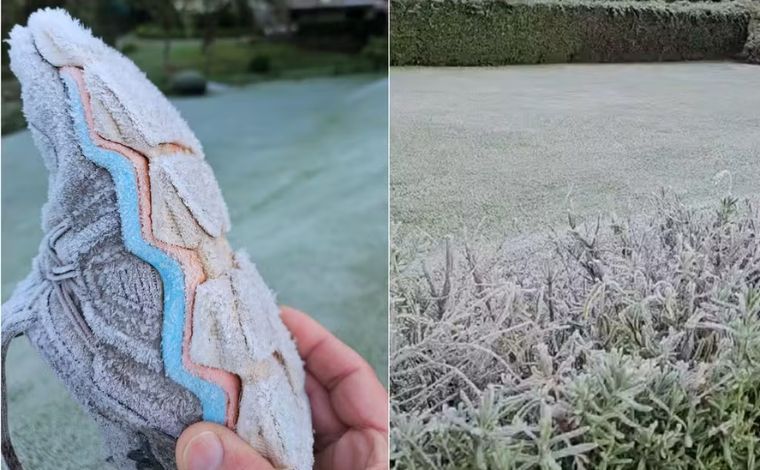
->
[391,191,760,469]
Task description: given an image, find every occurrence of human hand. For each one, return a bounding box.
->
[176,306,389,470]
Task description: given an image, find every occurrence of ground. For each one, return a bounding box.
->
[391,62,760,241]
[2,75,388,469]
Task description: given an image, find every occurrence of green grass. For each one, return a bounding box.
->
[123,36,382,89]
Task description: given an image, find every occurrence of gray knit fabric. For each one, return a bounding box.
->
[2,18,201,470]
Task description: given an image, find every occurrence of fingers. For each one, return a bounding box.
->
[315,429,389,470]
[281,306,388,433]
[305,372,348,450]
[176,422,275,470]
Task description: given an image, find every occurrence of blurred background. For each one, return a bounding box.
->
[1,0,387,467]
[2,0,387,133]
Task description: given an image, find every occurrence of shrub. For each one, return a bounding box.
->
[391,192,760,468]
[169,69,207,95]
[1,100,26,135]
[390,0,750,65]
[362,36,389,71]
[248,55,272,73]
[119,42,138,55]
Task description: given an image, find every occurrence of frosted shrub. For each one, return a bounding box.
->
[391,192,760,469]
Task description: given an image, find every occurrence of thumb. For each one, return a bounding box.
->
[176,422,276,470]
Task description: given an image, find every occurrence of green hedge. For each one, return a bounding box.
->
[390,0,750,65]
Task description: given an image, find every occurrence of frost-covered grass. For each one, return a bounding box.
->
[390,65,760,241]
[390,192,760,469]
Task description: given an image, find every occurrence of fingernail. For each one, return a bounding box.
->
[183,431,224,470]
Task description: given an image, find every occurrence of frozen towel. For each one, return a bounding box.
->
[3,8,313,470]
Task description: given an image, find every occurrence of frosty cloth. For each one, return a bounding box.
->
[3,7,312,470]
[60,70,228,423]
[63,65,241,428]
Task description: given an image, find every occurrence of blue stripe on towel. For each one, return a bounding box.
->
[61,72,226,424]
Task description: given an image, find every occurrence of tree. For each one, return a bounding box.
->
[129,0,180,75]
[199,0,230,75]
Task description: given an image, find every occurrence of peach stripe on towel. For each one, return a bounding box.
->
[63,66,240,428]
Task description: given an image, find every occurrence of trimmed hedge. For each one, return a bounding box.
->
[390,0,750,65]
[559,0,739,2]
[743,7,760,63]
